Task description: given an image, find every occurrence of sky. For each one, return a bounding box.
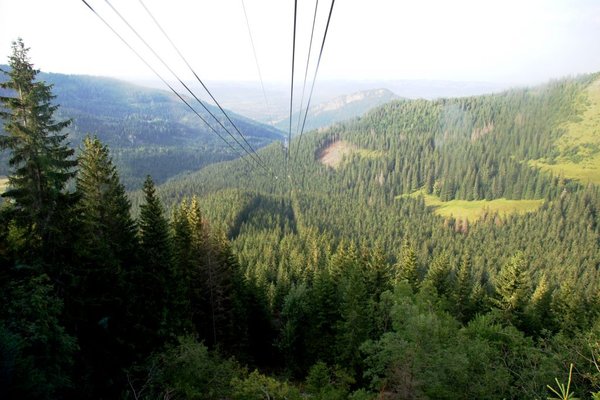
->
[1,0,600,86]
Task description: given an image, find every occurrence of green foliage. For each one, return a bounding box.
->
[0,274,77,399]
[451,252,475,323]
[550,320,600,397]
[279,283,313,374]
[76,135,137,264]
[134,336,240,400]
[421,252,453,299]
[335,261,373,375]
[492,252,531,327]
[306,361,331,394]
[0,39,77,259]
[363,287,558,399]
[547,364,579,400]
[128,175,173,350]
[527,273,555,334]
[395,240,420,291]
[231,370,301,400]
[305,362,354,400]
[1,41,600,400]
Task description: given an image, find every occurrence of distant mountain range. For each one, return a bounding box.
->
[274,88,399,133]
[132,78,512,125]
[0,67,283,188]
[41,71,284,147]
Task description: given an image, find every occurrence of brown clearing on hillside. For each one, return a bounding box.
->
[318,140,357,169]
[0,177,8,194]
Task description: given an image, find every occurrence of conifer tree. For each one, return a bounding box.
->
[72,136,138,394]
[452,252,474,323]
[307,268,340,364]
[526,274,554,335]
[183,197,211,337]
[0,39,76,257]
[213,231,249,352]
[366,241,392,298]
[76,136,137,265]
[492,252,530,327]
[130,175,173,348]
[395,240,419,292]
[139,175,171,268]
[335,263,371,374]
[169,200,194,334]
[204,230,237,347]
[422,252,452,297]
[279,283,312,375]
[171,199,193,274]
[551,277,586,333]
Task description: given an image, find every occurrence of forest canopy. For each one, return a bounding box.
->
[0,40,599,400]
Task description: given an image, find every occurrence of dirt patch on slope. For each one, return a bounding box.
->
[318,140,357,169]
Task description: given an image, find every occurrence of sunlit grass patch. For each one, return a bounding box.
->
[532,78,600,184]
[398,190,544,221]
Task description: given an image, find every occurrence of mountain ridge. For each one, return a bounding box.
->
[274,88,399,133]
[0,66,284,187]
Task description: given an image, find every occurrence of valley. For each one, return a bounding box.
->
[0,68,284,188]
[1,40,599,399]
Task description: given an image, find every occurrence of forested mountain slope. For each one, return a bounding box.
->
[159,73,598,198]
[152,72,600,297]
[3,41,599,399]
[0,68,284,187]
[127,73,600,398]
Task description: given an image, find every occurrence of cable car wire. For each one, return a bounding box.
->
[293,0,335,163]
[295,0,319,137]
[80,0,257,170]
[286,0,298,169]
[103,0,268,171]
[138,0,270,170]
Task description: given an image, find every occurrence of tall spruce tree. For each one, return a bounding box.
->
[170,200,194,333]
[129,175,173,350]
[452,251,474,323]
[395,240,419,292]
[422,252,452,298]
[492,252,530,328]
[76,135,137,265]
[73,135,138,396]
[526,274,554,335]
[0,39,76,258]
[139,176,171,264]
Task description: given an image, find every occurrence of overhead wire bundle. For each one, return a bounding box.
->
[80,0,336,181]
[293,0,336,164]
[81,0,271,175]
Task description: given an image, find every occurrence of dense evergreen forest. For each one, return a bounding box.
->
[1,40,599,399]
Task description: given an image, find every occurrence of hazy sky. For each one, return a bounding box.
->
[1,0,600,85]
